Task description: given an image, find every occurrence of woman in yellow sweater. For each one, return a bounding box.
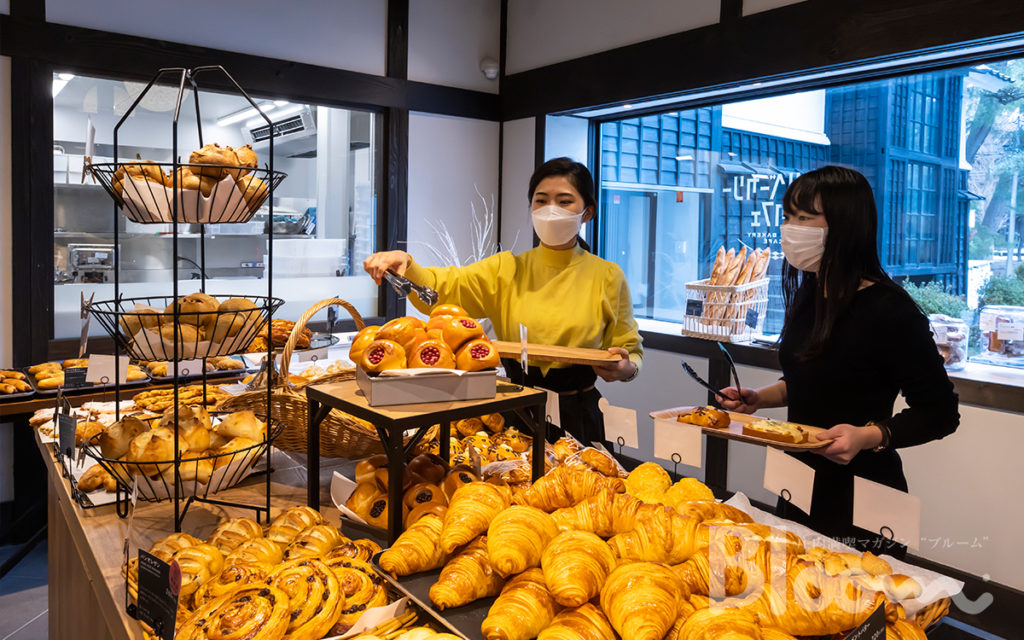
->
[363,157,642,444]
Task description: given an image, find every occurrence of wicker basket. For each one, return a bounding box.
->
[217,298,385,458]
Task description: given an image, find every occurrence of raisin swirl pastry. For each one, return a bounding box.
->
[192,562,272,609]
[325,538,383,563]
[176,583,291,640]
[323,556,389,634]
[265,557,343,640]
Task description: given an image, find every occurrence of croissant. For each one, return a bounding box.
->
[541,530,617,608]
[576,448,623,477]
[887,619,928,640]
[440,482,513,553]
[913,597,950,630]
[671,549,751,598]
[760,628,800,640]
[550,489,659,536]
[482,568,563,640]
[266,557,344,640]
[599,561,686,640]
[429,536,505,610]
[607,507,703,564]
[487,506,559,577]
[536,603,616,640]
[674,500,752,523]
[675,607,761,640]
[267,505,324,547]
[225,537,284,566]
[171,543,224,604]
[379,513,449,576]
[514,466,625,512]
[205,516,263,554]
[696,520,805,557]
[284,524,346,560]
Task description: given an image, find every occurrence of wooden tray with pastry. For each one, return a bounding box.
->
[491,341,621,366]
[650,405,831,451]
[0,369,35,402]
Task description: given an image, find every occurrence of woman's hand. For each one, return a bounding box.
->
[717,387,759,414]
[363,251,412,285]
[814,424,883,465]
[593,347,636,382]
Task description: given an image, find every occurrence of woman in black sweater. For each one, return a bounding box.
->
[720,166,959,558]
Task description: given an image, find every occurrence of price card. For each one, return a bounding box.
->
[763,446,815,515]
[653,418,702,467]
[853,477,921,550]
[843,603,886,640]
[86,354,129,384]
[745,308,759,329]
[685,299,704,317]
[980,313,996,331]
[63,367,90,388]
[997,321,1024,342]
[57,412,77,459]
[598,398,638,449]
[538,387,561,428]
[519,323,528,381]
[136,550,180,640]
[175,359,203,377]
[298,346,330,363]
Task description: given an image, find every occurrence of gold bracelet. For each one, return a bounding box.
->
[867,421,891,452]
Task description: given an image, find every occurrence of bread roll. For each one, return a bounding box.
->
[189,143,238,180]
[99,415,150,459]
[233,144,258,177]
[128,427,178,476]
[236,174,268,213]
[213,410,264,441]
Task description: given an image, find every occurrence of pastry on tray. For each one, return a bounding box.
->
[742,419,809,444]
[676,406,730,429]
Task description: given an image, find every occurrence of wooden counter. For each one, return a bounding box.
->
[38,431,352,640]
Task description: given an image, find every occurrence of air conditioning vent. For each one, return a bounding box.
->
[251,115,305,142]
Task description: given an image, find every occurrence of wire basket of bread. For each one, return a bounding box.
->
[88,142,286,225]
[87,292,284,361]
[79,405,282,502]
[217,297,388,459]
[682,245,771,343]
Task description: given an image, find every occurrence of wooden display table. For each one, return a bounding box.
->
[37,430,352,640]
[305,379,547,543]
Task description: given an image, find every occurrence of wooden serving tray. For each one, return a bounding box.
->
[649,406,831,452]
[492,341,622,366]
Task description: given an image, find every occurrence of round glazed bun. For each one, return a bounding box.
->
[409,339,456,369]
[349,325,381,365]
[218,298,259,328]
[441,316,486,351]
[160,323,200,346]
[442,465,480,500]
[345,482,381,519]
[119,304,162,337]
[128,427,178,476]
[455,338,500,371]
[166,293,219,326]
[407,453,447,484]
[402,482,447,511]
[377,316,427,349]
[99,415,150,460]
[233,144,258,177]
[430,304,468,318]
[214,410,264,441]
[426,314,455,333]
[361,339,407,372]
[236,174,268,213]
[189,143,238,180]
[355,453,389,485]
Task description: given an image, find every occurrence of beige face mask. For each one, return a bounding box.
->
[781,225,827,272]
[531,204,584,246]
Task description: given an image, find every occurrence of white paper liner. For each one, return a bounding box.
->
[723,491,963,617]
[330,471,370,525]
[120,173,255,224]
[126,313,262,360]
[68,455,120,506]
[322,597,409,640]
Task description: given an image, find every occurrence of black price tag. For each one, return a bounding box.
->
[685,299,704,317]
[844,603,886,640]
[136,550,180,640]
[63,367,90,388]
[745,308,759,329]
[57,412,77,459]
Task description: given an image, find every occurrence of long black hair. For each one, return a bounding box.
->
[780,165,899,359]
[528,157,596,250]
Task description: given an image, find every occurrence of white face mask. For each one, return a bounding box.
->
[531,204,585,246]
[781,224,827,272]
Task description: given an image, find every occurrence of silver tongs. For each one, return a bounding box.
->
[680,343,742,406]
[383,268,439,306]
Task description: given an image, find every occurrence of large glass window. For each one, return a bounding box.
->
[595,57,1024,369]
[52,73,381,338]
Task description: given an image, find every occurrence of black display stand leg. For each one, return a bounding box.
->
[439,421,451,465]
[307,397,331,511]
[385,427,404,545]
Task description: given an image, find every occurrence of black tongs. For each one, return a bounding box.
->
[383,268,439,306]
[680,342,742,406]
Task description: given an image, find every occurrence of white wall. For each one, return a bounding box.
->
[500,117,535,254]
[409,0,501,94]
[45,0,387,76]
[600,345,1024,591]
[506,0,720,74]
[407,112,500,272]
[743,0,806,17]
[544,115,589,166]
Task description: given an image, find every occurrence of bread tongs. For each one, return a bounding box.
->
[383,268,439,306]
[680,343,741,406]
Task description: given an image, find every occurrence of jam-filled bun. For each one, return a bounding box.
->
[430,304,468,318]
[377,317,427,349]
[349,325,381,365]
[361,339,407,372]
[456,338,500,371]
[409,339,456,369]
[441,316,486,352]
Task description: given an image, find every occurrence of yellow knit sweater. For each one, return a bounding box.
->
[404,244,643,374]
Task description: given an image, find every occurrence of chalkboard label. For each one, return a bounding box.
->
[136,550,180,640]
[63,367,89,388]
[685,299,704,317]
[745,308,759,329]
[57,412,77,459]
[844,603,886,640]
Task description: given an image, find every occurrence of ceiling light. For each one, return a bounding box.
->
[273,100,289,107]
[216,102,277,127]
[623,104,633,109]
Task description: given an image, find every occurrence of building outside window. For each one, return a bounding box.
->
[594,57,1024,370]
